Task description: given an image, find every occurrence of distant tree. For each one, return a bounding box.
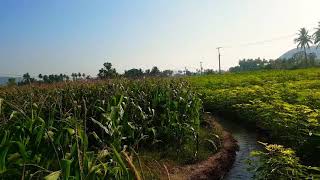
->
[7,78,16,86]
[22,73,32,83]
[185,69,192,76]
[204,69,216,75]
[162,70,173,77]
[124,68,144,78]
[229,58,269,72]
[64,74,70,81]
[294,28,313,63]
[229,52,319,72]
[75,73,78,80]
[43,75,49,83]
[150,66,160,76]
[82,73,86,79]
[229,66,241,72]
[23,73,31,82]
[48,75,54,83]
[18,73,36,85]
[308,53,317,66]
[292,51,307,67]
[59,74,63,81]
[314,22,320,48]
[34,73,69,84]
[145,69,151,76]
[71,73,76,81]
[98,62,117,79]
[72,73,77,80]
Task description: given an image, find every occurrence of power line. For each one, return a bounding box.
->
[222,22,319,49]
[214,33,298,72]
[221,33,296,49]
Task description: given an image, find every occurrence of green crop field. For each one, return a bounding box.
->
[1,68,320,179]
[0,79,222,179]
[188,68,320,179]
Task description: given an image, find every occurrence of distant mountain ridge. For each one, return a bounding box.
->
[0,77,10,85]
[279,46,320,60]
[0,77,22,85]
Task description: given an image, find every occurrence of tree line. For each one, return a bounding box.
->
[229,53,319,72]
[97,63,176,79]
[230,22,320,72]
[7,63,216,86]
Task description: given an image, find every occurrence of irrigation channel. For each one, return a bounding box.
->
[215,115,262,180]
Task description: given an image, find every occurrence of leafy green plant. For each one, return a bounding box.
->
[188,68,320,166]
[248,142,320,180]
[0,78,204,179]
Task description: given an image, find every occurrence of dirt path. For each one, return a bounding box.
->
[215,116,262,180]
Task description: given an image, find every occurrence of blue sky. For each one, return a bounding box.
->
[0,0,320,77]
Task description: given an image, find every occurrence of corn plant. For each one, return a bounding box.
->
[0,78,203,179]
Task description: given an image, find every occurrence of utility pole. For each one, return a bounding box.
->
[216,47,222,74]
[200,61,203,75]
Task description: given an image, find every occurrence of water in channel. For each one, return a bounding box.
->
[215,116,262,180]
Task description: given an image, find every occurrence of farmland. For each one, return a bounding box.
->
[0,68,320,179]
[0,79,224,179]
[188,68,320,178]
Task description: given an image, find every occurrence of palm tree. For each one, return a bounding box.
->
[63,74,69,81]
[314,22,320,48]
[71,73,76,81]
[23,73,31,84]
[294,28,313,63]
